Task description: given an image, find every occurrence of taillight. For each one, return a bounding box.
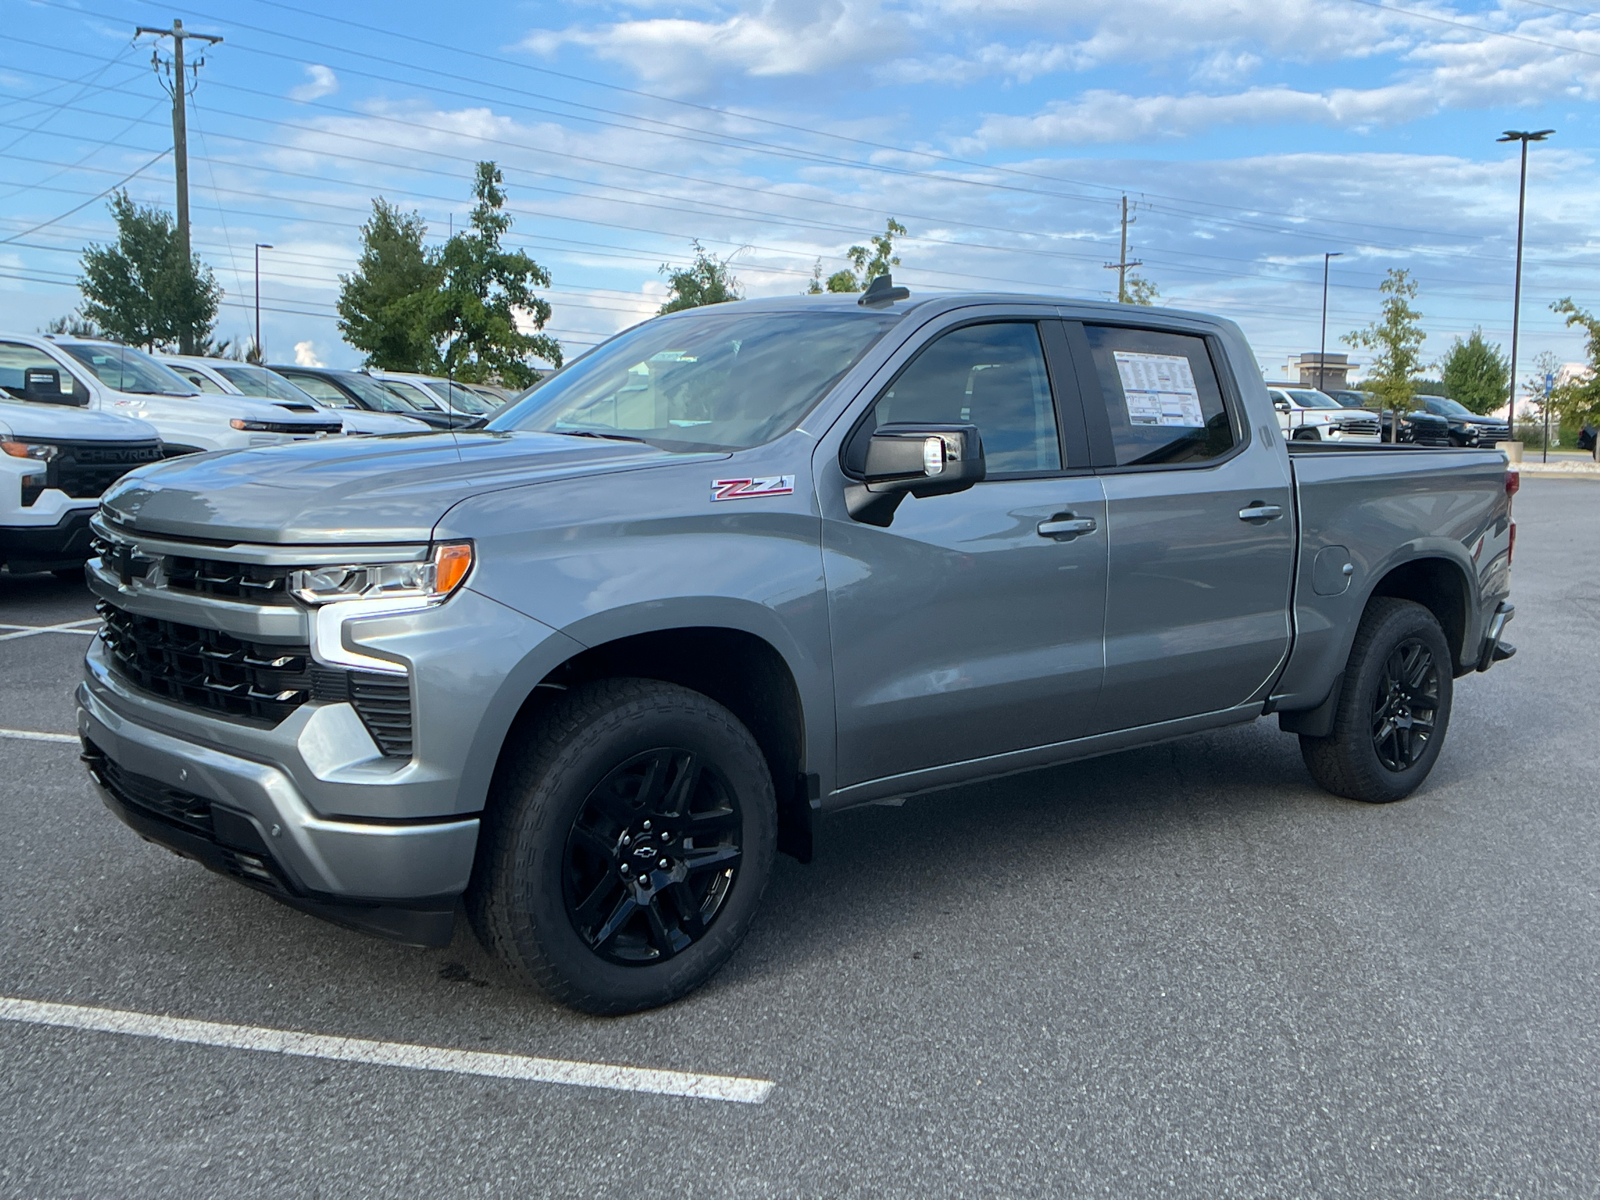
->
[1505,468,1520,497]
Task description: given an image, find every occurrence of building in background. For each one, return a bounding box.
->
[1285,352,1353,391]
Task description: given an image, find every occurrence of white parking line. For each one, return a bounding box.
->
[0,619,99,642]
[0,996,775,1104]
[0,728,78,744]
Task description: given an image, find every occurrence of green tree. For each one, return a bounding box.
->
[1438,327,1509,414]
[808,218,905,293]
[1125,274,1159,306]
[337,199,445,373]
[430,162,561,388]
[658,241,743,313]
[41,315,103,339]
[78,191,221,353]
[1548,298,1600,431]
[1344,268,1426,441]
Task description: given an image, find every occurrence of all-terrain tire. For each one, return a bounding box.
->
[1300,597,1453,803]
[467,678,776,1015]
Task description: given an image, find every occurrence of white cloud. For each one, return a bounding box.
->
[523,0,912,93]
[293,340,324,367]
[289,65,339,103]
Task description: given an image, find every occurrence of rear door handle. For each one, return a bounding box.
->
[1037,513,1098,540]
[1239,503,1283,522]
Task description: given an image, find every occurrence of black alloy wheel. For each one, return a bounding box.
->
[1370,637,1440,772]
[563,748,742,965]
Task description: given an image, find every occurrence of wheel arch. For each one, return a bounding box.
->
[1366,553,1474,674]
[489,620,817,862]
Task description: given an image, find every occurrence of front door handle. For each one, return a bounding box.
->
[1238,503,1283,522]
[1037,513,1098,540]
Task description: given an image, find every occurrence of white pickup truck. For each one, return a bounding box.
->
[0,334,343,454]
[0,389,161,576]
[1268,385,1382,444]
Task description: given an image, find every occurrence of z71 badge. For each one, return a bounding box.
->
[710,476,795,502]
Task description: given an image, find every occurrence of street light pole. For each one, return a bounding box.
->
[254,243,273,362]
[1318,251,1342,395]
[1498,129,1553,449]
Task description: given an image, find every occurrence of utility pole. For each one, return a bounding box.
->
[135,19,222,354]
[1497,128,1553,449]
[1318,252,1342,395]
[1104,195,1142,304]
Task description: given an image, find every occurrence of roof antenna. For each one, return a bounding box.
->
[858,273,910,307]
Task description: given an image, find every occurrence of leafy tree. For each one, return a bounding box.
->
[430,162,561,388]
[808,218,905,293]
[1546,299,1600,432]
[1438,328,1509,414]
[1125,274,1159,306]
[1344,269,1426,441]
[338,199,445,373]
[78,191,221,354]
[659,241,743,313]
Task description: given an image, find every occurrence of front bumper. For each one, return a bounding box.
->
[0,507,96,571]
[79,680,477,944]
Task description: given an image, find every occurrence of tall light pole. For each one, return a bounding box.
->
[1318,252,1342,394]
[1498,129,1553,446]
[254,243,272,362]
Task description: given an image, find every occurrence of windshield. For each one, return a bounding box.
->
[1286,388,1343,409]
[215,365,321,405]
[61,343,198,396]
[380,378,445,411]
[334,372,426,413]
[1330,391,1373,408]
[1425,396,1473,417]
[490,309,901,450]
[423,380,494,414]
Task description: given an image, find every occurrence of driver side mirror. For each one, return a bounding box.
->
[1273,399,1291,413]
[845,422,985,527]
[22,367,80,406]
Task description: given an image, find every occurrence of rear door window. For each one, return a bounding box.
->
[0,342,85,399]
[1079,325,1237,467]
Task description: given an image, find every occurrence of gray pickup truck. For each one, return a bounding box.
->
[78,285,1517,1013]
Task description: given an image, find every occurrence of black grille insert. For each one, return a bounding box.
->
[45,440,164,499]
[96,599,413,756]
[166,555,296,605]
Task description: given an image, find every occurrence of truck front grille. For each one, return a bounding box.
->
[166,555,296,605]
[95,598,414,756]
[1339,419,1380,436]
[97,600,313,723]
[41,440,165,499]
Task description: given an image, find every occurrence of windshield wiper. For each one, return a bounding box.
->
[548,429,647,443]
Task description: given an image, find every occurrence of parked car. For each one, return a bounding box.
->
[270,366,477,431]
[365,369,497,420]
[157,356,430,436]
[1418,395,1511,447]
[80,287,1516,1015]
[0,375,162,576]
[1327,390,1453,445]
[1579,423,1597,454]
[1266,385,1381,444]
[0,334,342,454]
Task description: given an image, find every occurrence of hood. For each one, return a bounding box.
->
[337,410,433,435]
[0,397,160,442]
[99,429,722,544]
[191,393,340,426]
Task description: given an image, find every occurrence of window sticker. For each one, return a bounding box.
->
[1112,350,1205,428]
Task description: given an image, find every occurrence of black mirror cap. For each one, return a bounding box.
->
[21,367,81,406]
[847,422,984,526]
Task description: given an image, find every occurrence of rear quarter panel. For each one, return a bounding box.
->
[1272,447,1511,709]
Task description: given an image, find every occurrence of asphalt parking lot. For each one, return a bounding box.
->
[2,477,1597,1199]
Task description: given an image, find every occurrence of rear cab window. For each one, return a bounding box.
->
[0,341,86,401]
[1074,324,1239,468]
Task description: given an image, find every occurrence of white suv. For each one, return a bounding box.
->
[0,334,342,454]
[1268,386,1381,444]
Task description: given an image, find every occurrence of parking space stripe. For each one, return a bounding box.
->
[0,996,775,1104]
[0,728,78,744]
[0,619,100,641]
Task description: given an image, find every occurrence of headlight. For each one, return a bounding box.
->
[230,419,275,432]
[1,441,59,462]
[288,542,473,606]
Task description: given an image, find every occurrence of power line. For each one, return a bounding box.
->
[0,148,171,246]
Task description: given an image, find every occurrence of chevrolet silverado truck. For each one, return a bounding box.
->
[78,284,1517,1014]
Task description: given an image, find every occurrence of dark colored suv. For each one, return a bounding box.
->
[1417,395,1511,447]
[1329,390,1452,445]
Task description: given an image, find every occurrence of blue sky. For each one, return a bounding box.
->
[1,0,1595,388]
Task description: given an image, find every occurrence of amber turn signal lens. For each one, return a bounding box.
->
[433,542,473,596]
